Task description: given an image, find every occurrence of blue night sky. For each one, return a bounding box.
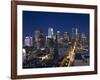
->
[23,11,89,37]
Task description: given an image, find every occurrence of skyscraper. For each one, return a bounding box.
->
[30,37,33,46]
[71,28,79,42]
[56,31,60,43]
[24,36,33,46]
[71,28,75,41]
[48,27,54,38]
[63,32,69,42]
[34,30,41,42]
[34,30,41,49]
[75,28,79,41]
[81,33,87,45]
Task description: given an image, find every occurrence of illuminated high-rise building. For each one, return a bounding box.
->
[81,33,87,45]
[24,36,33,46]
[48,27,54,38]
[71,28,75,41]
[30,37,33,46]
[34,30,45,49]
[34,30,41,49]
[63,32,69,42]
[57,31,61,43]
[81,33,86,39]
[75,28,79,41]
[34,30,41,42]
[71,28,79,42]
[63,32,67,38]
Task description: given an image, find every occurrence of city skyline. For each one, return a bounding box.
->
[23,26,89,68]
[22,11,90,68]
[23,27,87,47]
[23,11,90,37]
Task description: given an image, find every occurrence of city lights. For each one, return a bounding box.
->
[23,27,89,68]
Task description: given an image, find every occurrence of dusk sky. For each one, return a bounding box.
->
[23,11,89,37]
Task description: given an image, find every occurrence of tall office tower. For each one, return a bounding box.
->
[57,31,61,43]
[71,28,75,40]
[34,30,41,49]
[30,37,33,46]
[71,27,79,42]
[63,32,69,42]
[75,28,79,41]
[39,32,45,48]
[48,27,54,38]
[24,36,32,46]
[81,33,87,45]
[45,36,48,47]
[34,30,40,42]
[63,32,67,38]
[75,28,78,35]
